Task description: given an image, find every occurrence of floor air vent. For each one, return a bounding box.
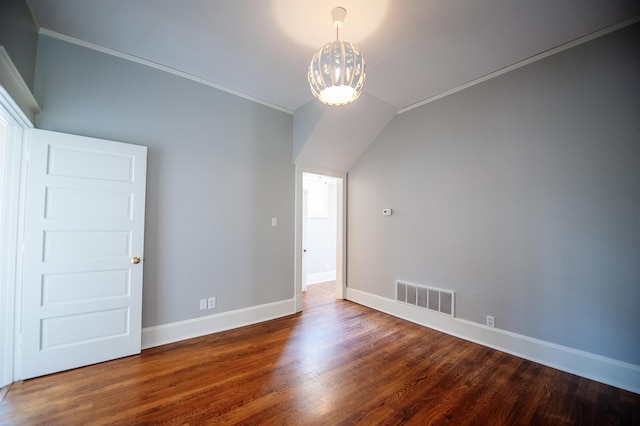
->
[396,280,455,317]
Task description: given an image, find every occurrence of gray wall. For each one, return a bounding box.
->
[348,23,640,365]
[0,0,38,90]
[34,35,294,328]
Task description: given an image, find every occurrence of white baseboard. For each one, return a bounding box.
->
[346,287,640,394]
[141,298,296,350]
[306,271,336,285]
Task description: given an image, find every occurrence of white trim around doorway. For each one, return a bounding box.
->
[0,85,33,387]
[294,166,346,312]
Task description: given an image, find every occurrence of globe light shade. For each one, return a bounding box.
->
[308,40,366,106]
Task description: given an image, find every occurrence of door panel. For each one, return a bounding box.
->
[20,129,147,380]
[45,187,133,219]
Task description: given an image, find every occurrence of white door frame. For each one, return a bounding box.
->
[0,86,32,387]
[294,165,346,312]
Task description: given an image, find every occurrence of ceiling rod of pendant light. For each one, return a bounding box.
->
[332,7,346,41]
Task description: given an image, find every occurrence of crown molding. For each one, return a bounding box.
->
[0,47,40,124]
[39,28,293,115]
[398,15,640,115]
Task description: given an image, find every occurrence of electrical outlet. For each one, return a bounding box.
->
[199,299,207,310]
[208,297,216,309]
[486,315,495,328]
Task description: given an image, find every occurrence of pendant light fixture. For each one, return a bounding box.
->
[308,7,366,106]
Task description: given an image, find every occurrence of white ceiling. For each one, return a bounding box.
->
[27,0,640,114]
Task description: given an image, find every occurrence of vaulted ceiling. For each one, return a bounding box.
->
[27,0,640,171]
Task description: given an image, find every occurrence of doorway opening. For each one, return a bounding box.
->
[303,173,338,293]
[294,168,345,312]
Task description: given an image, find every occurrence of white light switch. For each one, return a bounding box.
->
[271,217,278,227]
[382,208,392,216]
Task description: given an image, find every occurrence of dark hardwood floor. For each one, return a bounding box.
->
[1,281,638,425]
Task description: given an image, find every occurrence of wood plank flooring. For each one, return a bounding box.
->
[1,281,638,425]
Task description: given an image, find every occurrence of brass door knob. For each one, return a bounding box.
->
[131,256,141,264]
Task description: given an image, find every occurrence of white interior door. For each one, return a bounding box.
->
[302,189,308,292]
[19,129,147,380]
